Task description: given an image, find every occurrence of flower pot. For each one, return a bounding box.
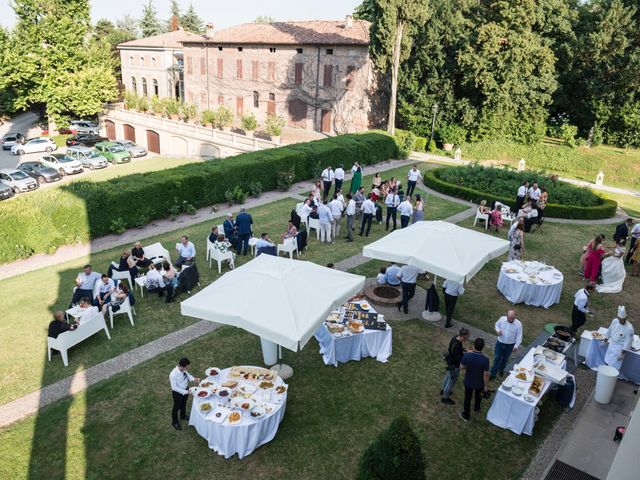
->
[443,143,454,152]
[204,123,213,128]
[222,126,231,132]
[169,114,179,121]
[244,129,255,137]
[271,135,281,144]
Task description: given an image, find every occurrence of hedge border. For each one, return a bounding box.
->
[423,168,618,220]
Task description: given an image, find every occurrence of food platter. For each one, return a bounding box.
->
[197,389,211,399]
[528,375,544,396]
[238,383,258,394]
[199,401,213,413]
[217,387,232,398]
[228,366,277,382]
[227,411,242,425]
[231,397,257,411]
[205,367,221,377]
[592,331,605,341]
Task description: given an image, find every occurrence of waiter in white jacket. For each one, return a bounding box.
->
[605,306,634,370]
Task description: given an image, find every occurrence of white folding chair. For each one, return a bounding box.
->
[109,296,135,329]
[308,218,321,240]
[206,237,215,263]
[473,208,489,229]
[248,237,259,256]
[110,262,132,289]
[210,248,235,273]
[277,237,299,259]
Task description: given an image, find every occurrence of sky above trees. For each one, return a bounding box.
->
[0,0,362,28]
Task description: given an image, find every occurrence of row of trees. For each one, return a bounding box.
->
[358,0,640,148]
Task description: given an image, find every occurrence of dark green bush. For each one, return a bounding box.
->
[356,416,426,480]
[424,165,617,220]
[414,136,427,152]
[394,129,417,159]
[0,132,398,264]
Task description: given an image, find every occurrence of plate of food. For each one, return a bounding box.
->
[197,389,211,399]
[592,331,605,341]
[348,320,364,334]
[259,380,275,389]
[523,394,535,403]
[250,406,266,418]
[529,375,544,396]
[228,366,277,382]
[199,401,213,413]
[275,385,288,395]
[217,387,232,398]
[205,367,220,377]
[222,379,238,389]
[239,383,257,394]
[542,349,558,361]
[209,404,230,423]
[227,411,242,425]
[231,397,256,410]
[199,380,215,388]
[360,303,370,311]
[326,312,342,322]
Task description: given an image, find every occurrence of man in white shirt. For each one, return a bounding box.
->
[70,264,101,307]
[93,274,115,308]
[334,164,345,193]
[255,233,275,249]
[318,200,333,243]
[528,182,541,205]
[443,279,465,328]
[146,263,166,297]
[406,165,422,197]
[359,194,375,237]
[328,193,344,239]
[625,222,640,264]
[396,264,421,314]
[175,235,196,268]
[604,306,634,370]
[570,284,595,333]
[384,189,400,231]
[515,180,529,212]
[489,310,523,379]
[344,193,356,242]
[76,297,99,325]
[398,197,414,229]
[169,357,200,430]
[320,166,334,201]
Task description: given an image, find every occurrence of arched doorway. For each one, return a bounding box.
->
[104,120,116,139]
[123,124,136,142]
[199,143,220,158]
[146,130,160,154]
[170,136,188,156]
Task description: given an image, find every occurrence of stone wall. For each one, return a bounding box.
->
[119,47,181,99]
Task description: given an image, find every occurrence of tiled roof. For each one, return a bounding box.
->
[118,29,205,49]
[188,20,370,46]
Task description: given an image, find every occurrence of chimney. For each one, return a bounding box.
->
[345,15,353,29]
[205,23,215,38]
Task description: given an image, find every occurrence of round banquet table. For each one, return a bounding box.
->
[188,366,288,459]
[497,261,563,309]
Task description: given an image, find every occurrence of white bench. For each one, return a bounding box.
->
[47,314,111,367]
[144,242,172,265]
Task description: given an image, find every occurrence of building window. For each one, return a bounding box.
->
[268,61,275,81]
[237,47,243,52]
[288,98,307,126]
[253,91,259,108]
[129,56,134,66]
[236,59,243,79]
[131,77,137,93]
[269,47,276,53]
[142,78,148,96]
[269,93,275,101]
[200,57,206,75]
[218,95,224,105]
[217,58,223,78]
[140,56,145,65]
[251,60,259,81]
[296,48,303,54]
[152,79,159,95]
[294,63,303,85]
[267,93,275,114]
[323,65,333,87]
[218,46,223,51]
[236,96,243,117]
[151,57,156,67]
[326,49,333,55]
[346,66,356,90]
[186,57,193,75]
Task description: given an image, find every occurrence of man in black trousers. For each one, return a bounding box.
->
[459,337,490,422]
[169,357,200,430]
[442,279,465,328]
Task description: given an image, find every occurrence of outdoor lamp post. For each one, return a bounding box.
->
[429,102,439,146]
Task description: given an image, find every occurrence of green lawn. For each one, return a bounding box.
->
[599,191,640,218]
[0,321,562,480]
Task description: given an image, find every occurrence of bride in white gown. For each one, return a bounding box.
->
[597,239,626,293]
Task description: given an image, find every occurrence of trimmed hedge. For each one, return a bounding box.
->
[424,167,618,220]
[0,132,398,264]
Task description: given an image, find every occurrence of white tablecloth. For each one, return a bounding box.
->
[314,302,392,366]
[189,367,287,459]
[487,348,573,435]
[583,328,640,385]
[497,261,563,309]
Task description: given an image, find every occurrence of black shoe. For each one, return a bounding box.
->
[458,411,469,422]
[474,407,481,413]
[345,239,353,242]
[489,375,496,381]
[445,323,452,328]
[173,422,182,431]
[440,390,443,395]
[358,233,363,236]
[181,414,189,421]
[396,302,401,312]
[441,398,455,405]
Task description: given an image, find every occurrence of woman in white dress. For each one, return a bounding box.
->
[597,239,626,293]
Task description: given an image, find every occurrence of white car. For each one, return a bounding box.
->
[70,120,99,135]
[40,153,84,176]
[114,139,147,158]
[0,168,39,193]
[66,146,109,170]
[11,137,57,155]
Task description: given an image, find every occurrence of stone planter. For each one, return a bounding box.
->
[271,135,281,144]
[244,130,255,137]
[222,126,231,132]
[443,143,454,152]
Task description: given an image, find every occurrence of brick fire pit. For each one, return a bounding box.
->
[363,283,402,306]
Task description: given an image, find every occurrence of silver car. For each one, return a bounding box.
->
[1,132,25,150]
[70,120,99,135]
[0,181,15,200]
[0,168,39,193]
[115,139,147,158]
[66,146,109,170]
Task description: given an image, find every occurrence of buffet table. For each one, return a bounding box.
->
[583,328,640,385]
[314,301,392,367]
[189,366,288,459]
[497,260,563,309]
[487,347,574,435]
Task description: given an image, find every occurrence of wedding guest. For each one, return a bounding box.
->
[377,267,387,284]
[580,234,606,274]
[528,182,541,205]
[443,279,465,328]
[396,264,421,314]
[76,297,99,325]
[412,194,424,223]
[69,264,101,307]
[380,180,389,198]
[208,226,220,243]
[508,223,525,261]
[515,180,529,212]
[223,213,238,248]
[372,172,382,190]
[311,181,323,203]
[406,165,422,197]
[385,263,402,286]
[48,311,77,342]
[235,208,253,256]
[280,220,298,244]
[614,218,633,243]
[478,200,491,214]
[350,165,362,193]
[489,205,503,232]
[441,327,470,405]
[169,357,200,431]
[255,233,275,250]
[630,242,640,276]
[626,222,640,264]
[101,283,130,316]
[385,189,400,231]
[93,274,115,308]
[320,165,334,200]
[108,249,138,282]
[354,187,366,216]
[300,198,313,219]
[538,187,549,214]
[459,337,490,422]
[175,236,195,268]
[131,242,152,268]
[318,200,333,244]
[398,196,413,229]
[345,193,356,242]
[334,164,345,193]
[162,261,177,303]
[146,263,166,297]
[359,194,375,237]
[290,209,301,230]
[329,193,344,239]
[584,235,606,283]
[489,310,522,379]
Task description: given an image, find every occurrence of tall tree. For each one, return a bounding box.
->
[253,16,276,24]
[140,0,165,37]
[368,0,430,134]
[181,3,205,34]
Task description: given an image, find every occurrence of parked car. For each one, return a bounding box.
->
[94,141,131,164]
[66,146,109,170]
[1,132,25,150]
[11,137,57,155]
[114,139,147,158]
[70,120,100,135]
[0,168,39,193]
[0,181,15,201]
[65,133,108,147]
[40,153,84,176]
[18,161,63,184]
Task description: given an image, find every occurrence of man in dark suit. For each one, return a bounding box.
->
[614,218,633,243]
[48,311,77,354]
[235,208,253,255]
[223,213,238,248]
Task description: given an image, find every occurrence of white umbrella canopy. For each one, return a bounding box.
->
[362,220,510,283]
[180,254,366,352]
